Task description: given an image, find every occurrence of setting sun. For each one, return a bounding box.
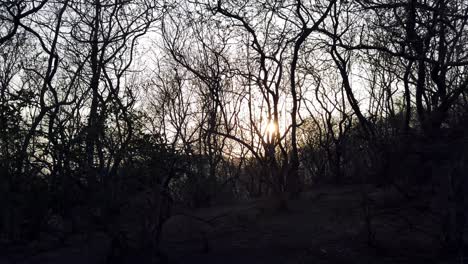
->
[266,121,277,136]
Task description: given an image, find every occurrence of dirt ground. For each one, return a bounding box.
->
[1,185,462,264]
[161,185,449,264]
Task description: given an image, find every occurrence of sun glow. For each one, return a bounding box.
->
[266,121,277,136]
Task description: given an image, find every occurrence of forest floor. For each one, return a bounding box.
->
[161,184,447,264]
[0,185,460,264]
